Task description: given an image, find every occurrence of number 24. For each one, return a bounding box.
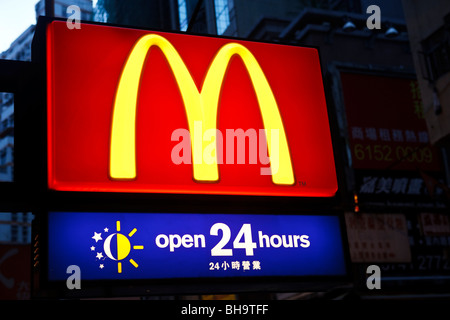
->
[210,223,257,256]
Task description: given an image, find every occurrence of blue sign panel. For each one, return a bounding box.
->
[48,212,346,281]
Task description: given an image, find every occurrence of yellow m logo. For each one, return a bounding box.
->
[110,34,294,185]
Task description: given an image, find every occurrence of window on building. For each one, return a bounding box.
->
[0,150,6,169]
[178,0,189,31]
[11,213,18,243]
[0,92,14,182]
[214,0,230,35]
[421,14,450,82]
[0,212,34,244]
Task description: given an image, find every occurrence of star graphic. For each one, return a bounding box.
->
[90,246,95,251]
[104,227,109,232]
[96,252,104,260]
[99,264,104,269]
[92,232,102,242]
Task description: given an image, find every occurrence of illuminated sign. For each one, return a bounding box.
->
[47,212,347,280]
[47,21,337,196]
[340,73,441,172]
[340,72,445,206]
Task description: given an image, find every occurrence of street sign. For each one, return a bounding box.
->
[47,211,346,281]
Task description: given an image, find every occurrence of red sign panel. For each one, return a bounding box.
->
[47,21,337,197]
[340,73,441,172]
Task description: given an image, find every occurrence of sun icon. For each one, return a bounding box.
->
[92,221,144,274]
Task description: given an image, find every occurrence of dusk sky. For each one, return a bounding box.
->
[0,0,40,53]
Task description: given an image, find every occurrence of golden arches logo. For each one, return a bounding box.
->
[109,34,294,185]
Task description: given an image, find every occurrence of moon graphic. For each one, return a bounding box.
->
[103,233,131,261]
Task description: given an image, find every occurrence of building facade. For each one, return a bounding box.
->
[402,0,450,184]
[0,0,93,244]
[35,0,93,20]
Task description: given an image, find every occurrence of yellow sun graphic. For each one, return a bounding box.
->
[102,221,144,273]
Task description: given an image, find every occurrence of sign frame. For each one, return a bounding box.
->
[32,208,351,299]
[41,17,339,199]
[30,17,350,298]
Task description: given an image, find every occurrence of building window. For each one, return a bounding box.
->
[11,213,18,243]
[0,150,6,172]
[214,0,230,35]
[421,15,450,82]
[178,0,188,31]
[422,29,450,81]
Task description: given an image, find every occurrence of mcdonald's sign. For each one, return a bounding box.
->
[46,21,337,197]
